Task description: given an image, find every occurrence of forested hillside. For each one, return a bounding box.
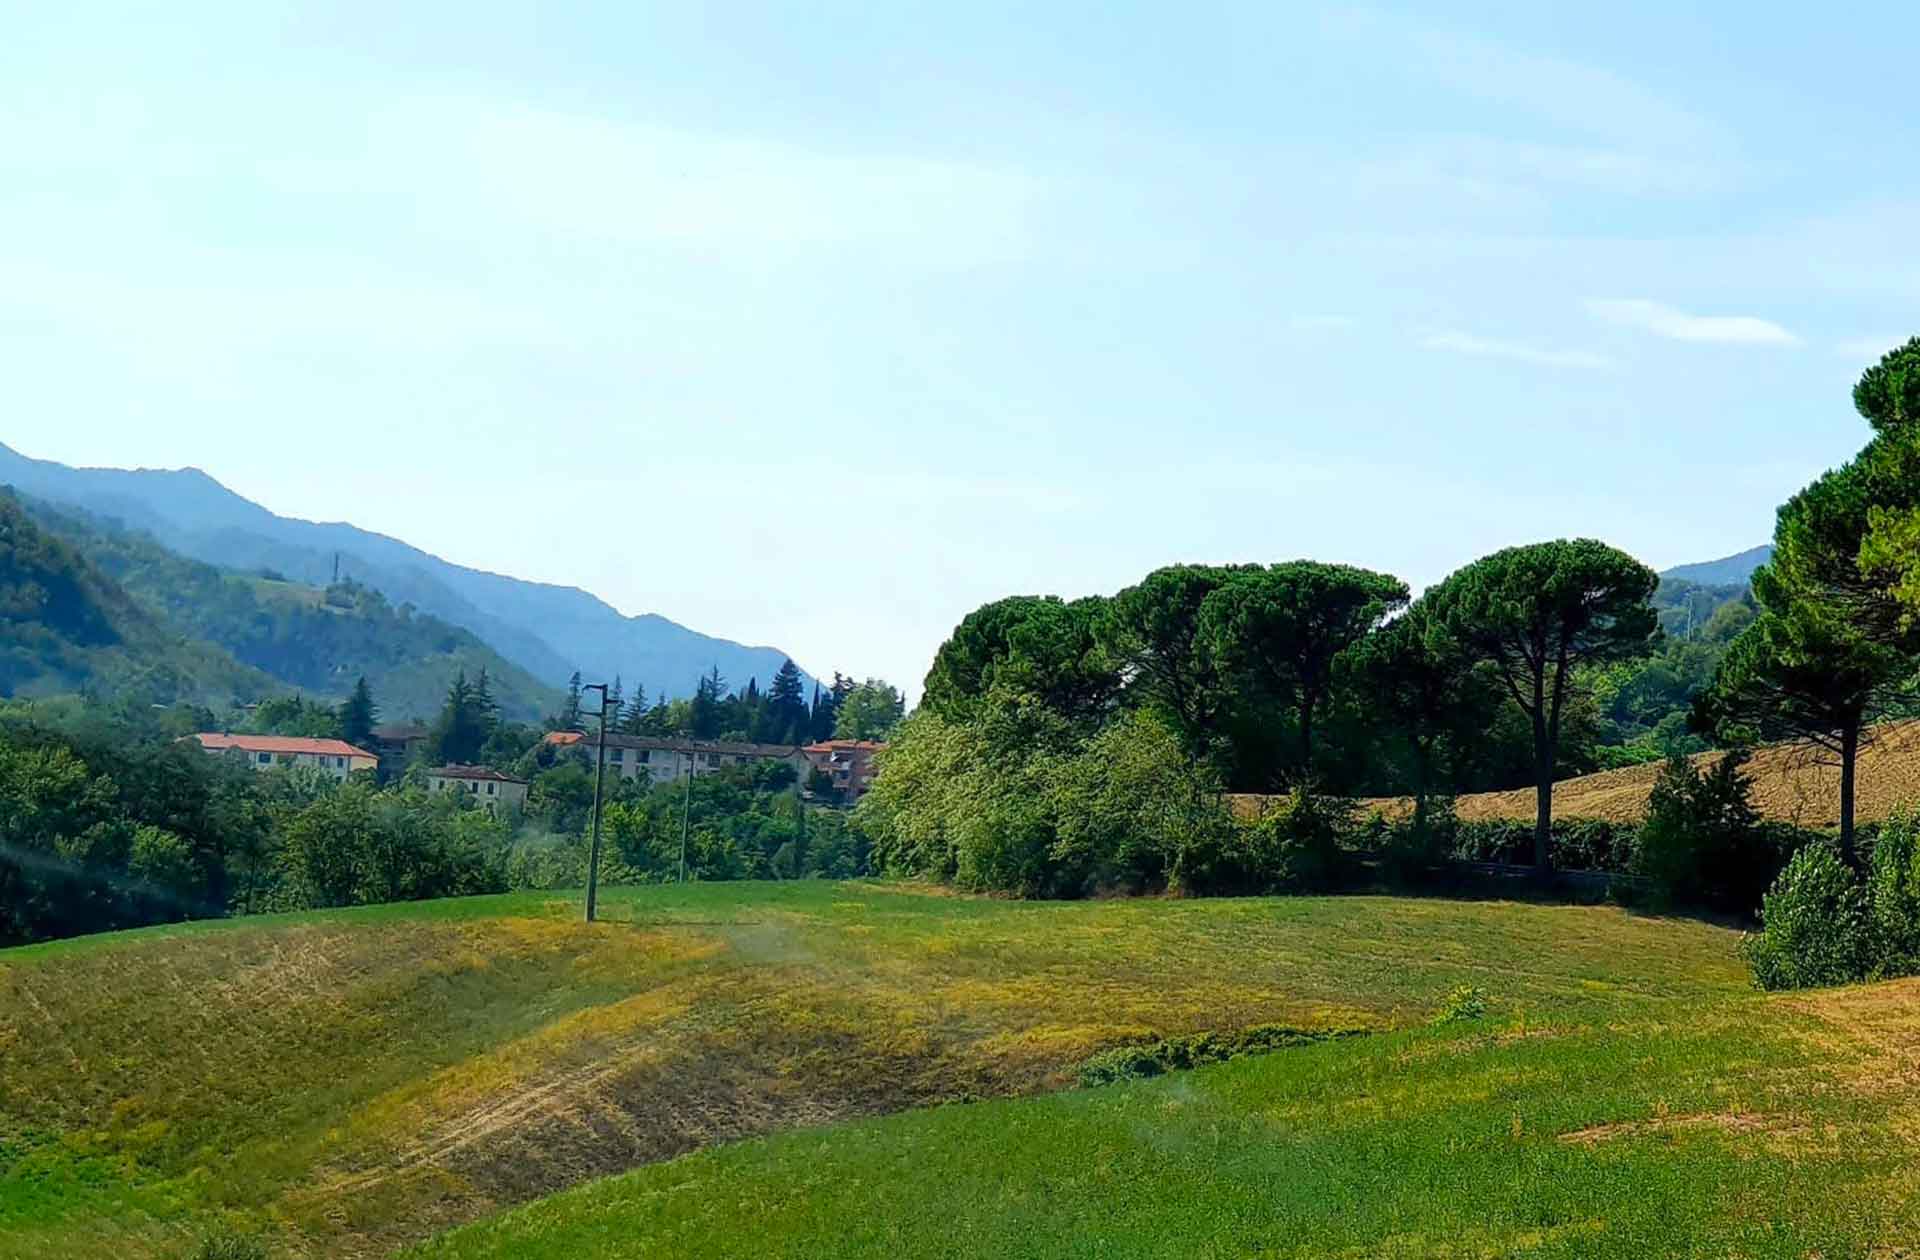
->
[1661,545,1773,586]
[22,497,559,721]
[0,491,272,705]
[0,441,813,698]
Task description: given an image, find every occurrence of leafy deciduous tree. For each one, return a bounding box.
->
[833,678,906,741]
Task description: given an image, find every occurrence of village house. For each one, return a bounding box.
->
[802,739,885,801]
[191,733,378,780]
[425,764,529,814]
[542,730,810,786]
[369,722,431,776]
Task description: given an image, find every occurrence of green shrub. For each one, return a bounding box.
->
[1633,749,1792,913]
[1170,789,1353,896]
[1449,818,1637,873]
[1867,809,1920,975]
[191,1229,268,1260]
[862,706,1231,898]
[1379,798,1456,886]
[1432,983,1488,1024]
[1076,1024,1360,1087]
[1249,788,1352,893]
[1743,841,1872,991]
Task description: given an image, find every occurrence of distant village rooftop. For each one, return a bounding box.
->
[193,733,377,759]
[426,763,526,785]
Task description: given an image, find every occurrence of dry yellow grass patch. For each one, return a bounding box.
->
[1322,720,1920,829]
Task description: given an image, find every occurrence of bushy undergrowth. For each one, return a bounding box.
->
[858,707,1240,898]
[1447,817,1640,873]
[1179,789,1353,895]
[192,1230,268,1260]
[1745,811,1920,990]
[0,705,879,946]
[1076,1024,1364,1087]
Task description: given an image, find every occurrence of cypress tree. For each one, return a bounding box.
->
[338,676,378,748]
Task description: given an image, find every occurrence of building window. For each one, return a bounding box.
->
[257,752,272,765]
[637,749,650,763]
[336,756,346,768]
[611,747,624,763]
[706,753,721,767]
[487,782,496,795]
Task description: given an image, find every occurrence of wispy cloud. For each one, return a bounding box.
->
[1420,331,1611,369]
[1835,335,1909,360]
[1323,10,1722,154]
[261,99,1041,265]
[1584,298,1799,346]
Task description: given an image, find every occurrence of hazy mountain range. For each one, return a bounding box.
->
[0,442,813,702]
[1659,545,1773,587]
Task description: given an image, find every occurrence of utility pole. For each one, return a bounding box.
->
[582,682,611,923]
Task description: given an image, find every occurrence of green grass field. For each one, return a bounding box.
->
[8,881,1907,1258]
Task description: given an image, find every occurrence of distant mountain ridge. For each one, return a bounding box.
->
[1660,545,1772,587]
[0,442,813,701]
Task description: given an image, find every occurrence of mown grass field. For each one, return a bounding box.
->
[1349,720,1920,829]
[0,882,1749,1258]
[412,977,1920,1260]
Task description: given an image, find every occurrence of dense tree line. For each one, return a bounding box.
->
[873,545,1660,885]
[0,646,908,944]
[861,339,1920,974]
[0,699,879,947]
[551,662,901,747]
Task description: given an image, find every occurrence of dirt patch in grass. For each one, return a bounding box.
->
[1559,1110,1778,1146]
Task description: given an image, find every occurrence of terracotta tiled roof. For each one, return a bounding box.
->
[193,733,376,758]
[803,740,886,753]
[428,764,526,784]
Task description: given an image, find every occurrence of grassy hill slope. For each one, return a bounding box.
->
[20,497,559,721]
[417,975,1920,1259]
[0,883,1744,1259]
[1354,721,1920,830]
[0,491,274,706]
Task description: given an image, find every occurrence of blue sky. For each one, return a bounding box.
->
[4,3,1915,692]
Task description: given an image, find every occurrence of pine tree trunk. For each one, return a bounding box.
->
[1534,723,1555,872]
[1840,722,1859,866]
